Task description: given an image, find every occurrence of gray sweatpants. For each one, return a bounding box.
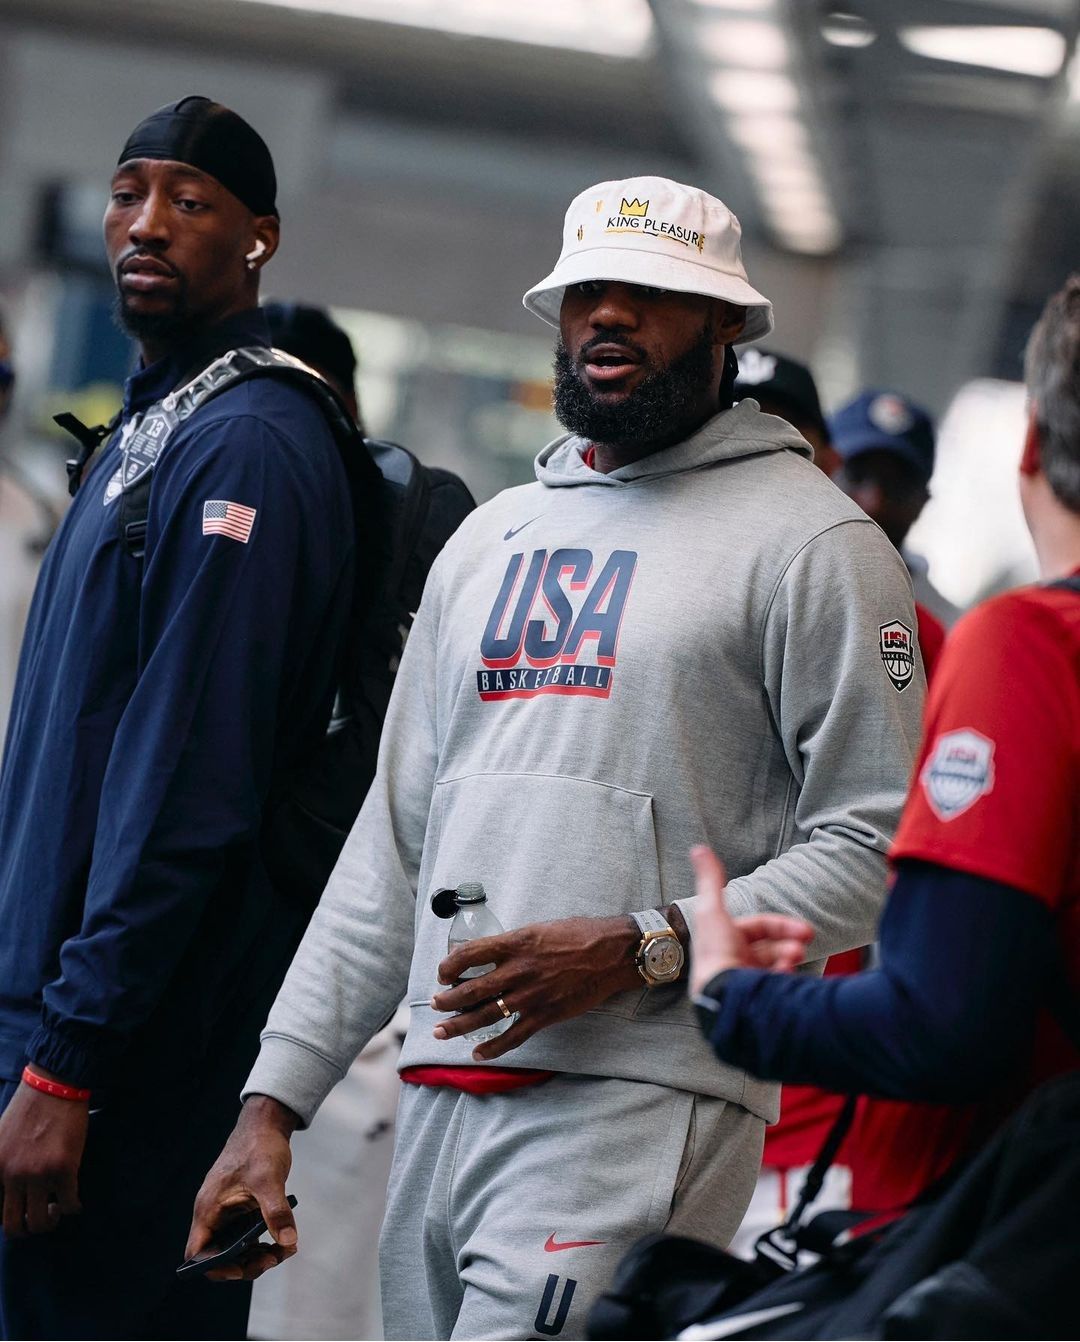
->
[379,1074,764,1340]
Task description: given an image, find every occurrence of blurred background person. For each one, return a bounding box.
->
[0,309,60,745]
[263,300,367,434]
[734,346,839,477]
[736,361,948,674]
[831,391,960,631]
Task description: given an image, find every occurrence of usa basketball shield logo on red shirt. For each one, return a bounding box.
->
[879,620,914,691]
[921,728,995,821]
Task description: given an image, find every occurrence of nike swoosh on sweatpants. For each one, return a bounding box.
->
[543,1233,605,1252]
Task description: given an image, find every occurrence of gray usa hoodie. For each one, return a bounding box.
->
[246,400,925,1125]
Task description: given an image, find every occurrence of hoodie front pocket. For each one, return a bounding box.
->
[410,771,664,1020]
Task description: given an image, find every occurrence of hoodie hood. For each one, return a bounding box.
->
[535,397,812,489]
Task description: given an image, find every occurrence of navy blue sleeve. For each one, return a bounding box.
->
[698,859,1058,1102]
[26,414,351,1087]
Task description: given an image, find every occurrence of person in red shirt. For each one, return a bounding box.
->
[693,274,1080,1202]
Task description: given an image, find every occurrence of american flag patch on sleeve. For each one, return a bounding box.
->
[202,500,257,544]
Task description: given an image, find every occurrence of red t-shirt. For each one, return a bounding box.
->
[762,604,944,1173]
[401,1065,554,1094]
[852,580,1080,1207]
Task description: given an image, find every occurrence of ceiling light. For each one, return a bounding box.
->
[698,18,789,68]
[231,0,654,57]
[772,228,837,253]
[757,180,831,212]
[772,216,842,254]
[709,70,799,113]
[898,25,1066,78]
[688,0,775,10]
[726,112,809,154]
[749,160,822,188]
[821,11,876,50]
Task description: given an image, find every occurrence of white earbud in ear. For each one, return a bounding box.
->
[245,240,267,267]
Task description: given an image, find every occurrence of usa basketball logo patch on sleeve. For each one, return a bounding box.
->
[879,620,914,691]
[920,728,995,821]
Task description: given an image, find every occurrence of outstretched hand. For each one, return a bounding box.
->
[689,845,814,997]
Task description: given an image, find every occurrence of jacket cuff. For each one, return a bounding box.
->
[24,1014,127,1091]
[242,1033,346,1129]
[671,895,696,939]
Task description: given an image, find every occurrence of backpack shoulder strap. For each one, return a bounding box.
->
[104,346,377,559]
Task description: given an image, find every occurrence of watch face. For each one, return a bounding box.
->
[645,936,683,979]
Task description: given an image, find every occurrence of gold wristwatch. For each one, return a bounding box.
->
[630,909,685,987]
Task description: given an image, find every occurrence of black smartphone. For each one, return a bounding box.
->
[176,1194,298,1279]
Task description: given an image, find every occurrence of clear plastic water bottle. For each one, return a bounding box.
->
[443,882,517,1045]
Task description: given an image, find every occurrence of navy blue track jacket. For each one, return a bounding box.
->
[0,309,354,1092]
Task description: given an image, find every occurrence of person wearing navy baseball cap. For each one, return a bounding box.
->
[831,390,959,627]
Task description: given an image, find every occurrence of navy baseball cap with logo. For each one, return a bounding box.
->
[734,348,828,441]
[830,390,935,483]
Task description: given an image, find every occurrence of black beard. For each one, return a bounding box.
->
[112,273,195,349]
[552,324,717,449]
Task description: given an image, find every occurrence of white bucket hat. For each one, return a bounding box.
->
[523,176,773,344]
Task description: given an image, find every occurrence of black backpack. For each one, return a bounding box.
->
[58,345,475,906]
[263,437,475,903]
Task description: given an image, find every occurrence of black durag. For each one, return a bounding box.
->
[117,95,278,217]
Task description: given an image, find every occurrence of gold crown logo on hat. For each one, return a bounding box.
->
[619,198,649,217]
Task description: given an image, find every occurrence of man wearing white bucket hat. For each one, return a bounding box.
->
[191,177,924,1339]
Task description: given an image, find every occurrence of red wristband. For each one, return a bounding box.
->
[21,1066,91,1102]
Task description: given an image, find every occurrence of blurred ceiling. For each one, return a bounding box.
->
[0,0,1079,409]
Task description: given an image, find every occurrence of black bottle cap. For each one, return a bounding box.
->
[430,888,460,919]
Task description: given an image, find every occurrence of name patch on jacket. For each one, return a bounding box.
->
[477,548,637,701]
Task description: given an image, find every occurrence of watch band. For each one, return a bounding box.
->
[630,908,671,936]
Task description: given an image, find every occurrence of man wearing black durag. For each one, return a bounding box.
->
[0,97,355,1338]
